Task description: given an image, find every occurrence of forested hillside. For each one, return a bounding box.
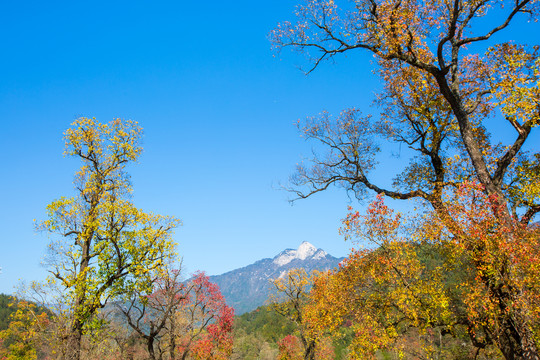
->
[0,294,15,331]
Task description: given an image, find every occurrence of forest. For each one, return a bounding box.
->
[1,0,539,359]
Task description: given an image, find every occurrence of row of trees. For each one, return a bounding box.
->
[0,270,234,360]
[269,0,539,358]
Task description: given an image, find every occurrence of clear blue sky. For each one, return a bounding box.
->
[0,0,538,294]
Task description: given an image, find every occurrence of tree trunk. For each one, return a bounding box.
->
[304,342,316,360]
[147,336,157,360]
[169,327,177,360]
[300,334,316,360]
[497,316,540,360]
[63,321,83,360]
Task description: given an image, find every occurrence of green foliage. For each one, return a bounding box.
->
[234,304,352,359]
[235,305,296,344]
[0,294,16,331]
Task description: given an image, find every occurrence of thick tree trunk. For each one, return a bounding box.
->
[304,341,316,360]
[477,250,540,360]
[431,71,540,360]
[300,334,316,360]
[497,316,540,360]
[64,321,83,360]
[146,336,157,360]
[169,327,177,360]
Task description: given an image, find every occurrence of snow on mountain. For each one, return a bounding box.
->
[312,249,327,260]
[272,241,320,266]
[273,249,297,266]
[297,241,317,259]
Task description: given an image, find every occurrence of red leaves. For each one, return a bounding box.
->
[178,272,234,360]
[341,193,403,248]
[277,335,303,360]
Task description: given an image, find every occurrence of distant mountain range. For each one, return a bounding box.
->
[209,242,344,314]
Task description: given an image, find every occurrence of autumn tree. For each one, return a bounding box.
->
[178,272,234,360]
[271,268,332,360]
[118,269,234,360]
[272,0,539,358]
[306,194,516,358]
[117,266,186,360]
[422,183,540,358]
[39,117,179,360]
[272,0,540,223]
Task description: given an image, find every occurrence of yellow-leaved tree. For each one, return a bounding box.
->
[270,269,335,360]
[39,117,179,360]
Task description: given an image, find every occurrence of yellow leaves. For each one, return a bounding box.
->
[487,44,540,126]
[64,117,143,179]
[0,299,50,360]
[41,118,180,340]
[274,0,539,354]
[508,153,540,205]
[309,198,496,357]
[270,268,327,356]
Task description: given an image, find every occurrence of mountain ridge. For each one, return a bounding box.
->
[209,242,344,314]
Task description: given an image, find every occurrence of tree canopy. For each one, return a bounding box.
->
[39,118,180,360]
[272,0,540,358]
[272,0,539,224]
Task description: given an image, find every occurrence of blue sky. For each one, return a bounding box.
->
[0,0,538,294]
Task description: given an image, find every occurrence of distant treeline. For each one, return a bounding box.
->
[0,294,16,331]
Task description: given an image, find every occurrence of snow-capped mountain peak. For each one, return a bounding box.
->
[273,241,323,266]
[296,241,317,260]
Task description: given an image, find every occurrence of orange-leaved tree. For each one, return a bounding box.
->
[270,268,334,360]
[306,196,469,359]
[272,0,539,224]
[306,188,540,358]
[423,183,540,358]
[272,0,539,358]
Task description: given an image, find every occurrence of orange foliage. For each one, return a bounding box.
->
[306,187,540,358]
